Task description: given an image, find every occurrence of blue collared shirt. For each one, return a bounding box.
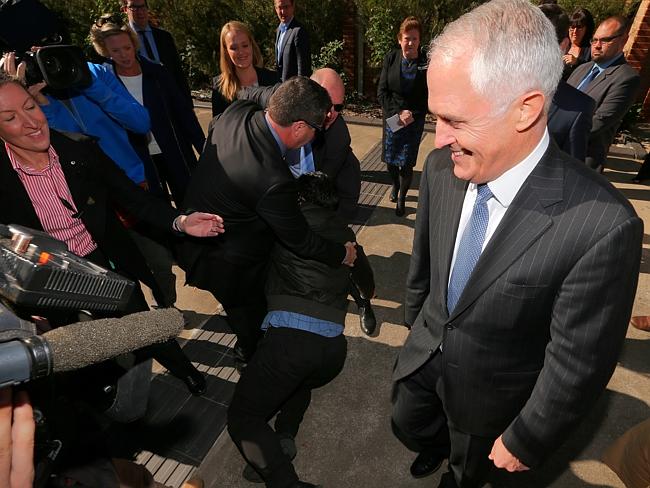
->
[264,112,288,159]
[262,310,344,337]
[130,21,160,63]
[286,143,315,177]
[276,19,292,62]
[578,52,625,89]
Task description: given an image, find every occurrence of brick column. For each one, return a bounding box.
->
[625,0,650,120]
[341,0,357,91]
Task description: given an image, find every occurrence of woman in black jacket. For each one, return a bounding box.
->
[90,16,205,207]
[211,21,279,117]
[377,17,428,217]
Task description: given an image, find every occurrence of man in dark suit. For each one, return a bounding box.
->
[274,0,311,81]
[238,70,377,336]
[179,77,357,364]
[567,15,641,172]
[391,1,643,487]
[541,3,596,162]
[121,0,193,107]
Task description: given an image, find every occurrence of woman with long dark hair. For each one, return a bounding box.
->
[562,8,595,80]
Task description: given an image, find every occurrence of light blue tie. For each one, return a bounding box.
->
[447,184,493,314]
[577,65,600,92]
[299,143,315,174]
[277,24,288,63]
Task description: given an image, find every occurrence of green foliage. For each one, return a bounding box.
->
[312,39,344,71]
[558,0,638,23]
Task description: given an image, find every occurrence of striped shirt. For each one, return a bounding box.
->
[8,143,97,256]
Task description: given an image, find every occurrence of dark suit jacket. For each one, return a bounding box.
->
[276,18,311,81]
[396,141,642,468]
[377,48,428,119]
[547,81,595,162]
[0,130,179,290]
[111,57,205,203]
[179,101,345,288]
[238,84,361,222]
[210,67,279,117]
[151,26,192,107]
[567,57,641,168]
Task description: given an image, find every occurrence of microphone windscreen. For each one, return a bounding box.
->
[45,308,184,373]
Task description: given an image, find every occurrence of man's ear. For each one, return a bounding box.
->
[515,90,545,132]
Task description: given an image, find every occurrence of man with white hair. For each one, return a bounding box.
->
[391,1,643,486]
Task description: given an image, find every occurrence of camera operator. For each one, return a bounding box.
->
[0,387,35,488]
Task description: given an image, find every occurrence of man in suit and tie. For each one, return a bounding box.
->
[274,0,311,81]
[542,3,596,162]
[567,15,641,172]
[121,0,193,107]
[391,1,643,487]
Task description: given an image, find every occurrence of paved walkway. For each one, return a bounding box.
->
[138,110,649,487]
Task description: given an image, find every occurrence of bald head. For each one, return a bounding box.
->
[311,68,344,127]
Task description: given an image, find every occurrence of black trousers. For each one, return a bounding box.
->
[391,351,496,488]
[197,253,269,359]
[228,327,347,488]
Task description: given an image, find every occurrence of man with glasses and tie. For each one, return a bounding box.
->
[390,1,642,487]
[120,0,193,107]
[274,0,311,81]
[567,15,641,172]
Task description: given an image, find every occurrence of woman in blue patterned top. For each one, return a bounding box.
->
[377,17,428,216]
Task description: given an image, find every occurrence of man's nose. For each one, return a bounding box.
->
[433,120,454,149]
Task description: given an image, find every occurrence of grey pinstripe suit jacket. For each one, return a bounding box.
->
[395,142,643,468]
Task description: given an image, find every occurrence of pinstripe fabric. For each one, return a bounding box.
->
[7,143,97,256]
[396,141,643,467]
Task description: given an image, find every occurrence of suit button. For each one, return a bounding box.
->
[428,349,433,355]
[446,324,454,330]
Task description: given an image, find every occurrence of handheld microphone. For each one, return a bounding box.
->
[0,308,184,387]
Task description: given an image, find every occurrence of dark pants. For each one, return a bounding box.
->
[391,351,495,488]
[228,327,347,488]
[198,254,269,359]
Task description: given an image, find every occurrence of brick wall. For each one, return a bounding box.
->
[625,0,650,120]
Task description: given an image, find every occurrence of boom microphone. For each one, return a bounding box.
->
[0,308,184,387]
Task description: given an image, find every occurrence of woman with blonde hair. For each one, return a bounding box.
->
[211,21,278,117]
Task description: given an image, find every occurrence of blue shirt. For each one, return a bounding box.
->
[129,22,161,63]
[262,311,343,337]
[286,143,315,177]
[264,113,288,159]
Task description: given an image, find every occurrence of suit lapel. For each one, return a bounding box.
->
[50,133,92,215]
[584,57,627,95]
[0,148,42,229]
[448,144,564,320]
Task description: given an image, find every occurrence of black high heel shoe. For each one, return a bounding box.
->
[396,198,405,216]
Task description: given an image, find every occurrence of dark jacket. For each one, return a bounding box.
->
[109,57,205,203]
[377,48,428,119]
[150,26,193,107]
[211,67,279,117]
[179,101,345,288]
[266,204,374,324]
[276,17,311,81]
[0,130,179,291]
[238,84,361,222]
[547,81,595,162]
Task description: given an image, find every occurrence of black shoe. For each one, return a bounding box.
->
[291,482,322,488]
[389,186,398,202]
[358,299,377,335]
[396,198,405,217]
[242,434,297,483]
[437,471,459,488]
[410,450,444,479]
[184,371,207,396]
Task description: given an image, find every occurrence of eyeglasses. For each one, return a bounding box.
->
[126,3,147,11]
[590,34,622,45]
[332,103,344,112]
[301,119,323,133]
[95,14,123,27]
